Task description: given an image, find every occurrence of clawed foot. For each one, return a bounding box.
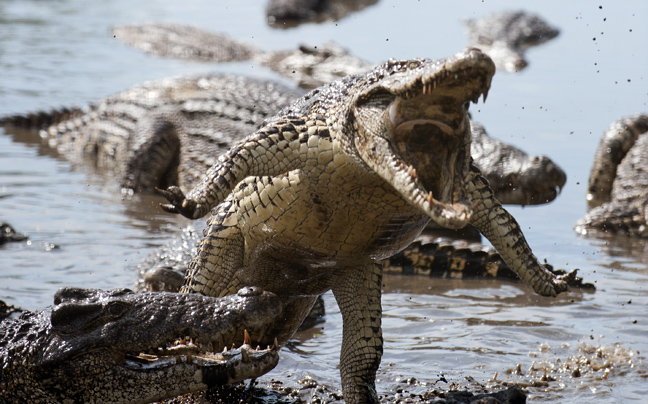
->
[156,186,199,218]
[550,268,580,296]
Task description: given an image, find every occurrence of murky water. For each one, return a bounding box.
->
[0,0,646,402]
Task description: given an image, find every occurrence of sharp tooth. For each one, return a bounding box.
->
[256,345,261,350]
[272,338,279,351]
[223,346,228,353]
[243,330,251,345]
[241,348,249,363]
[426,191,435,206]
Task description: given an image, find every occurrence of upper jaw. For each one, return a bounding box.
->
[353,49,495,229]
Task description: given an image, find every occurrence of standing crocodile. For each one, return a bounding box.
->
[156,49,574,403]
[0,75,565,206]
[464,11,560,72]
[575,114,648,237]
[0,286,281,404]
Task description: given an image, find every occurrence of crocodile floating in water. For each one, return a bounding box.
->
[0,222,28,245]
[112,10,558,79]
[0,74,302,192]
[265,0,379,28]
[0,287,281,404]
[464,10,560,72]
[0,74,565,206]
[155,49,574,403]
[575,114,648,237]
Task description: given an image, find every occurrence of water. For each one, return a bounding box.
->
[0,0,647,402]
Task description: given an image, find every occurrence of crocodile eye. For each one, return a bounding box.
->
[106,302,129,317]
[408,61,420,69]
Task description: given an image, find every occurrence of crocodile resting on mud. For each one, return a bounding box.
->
[575,114,648,237]
[0,287,281,404]
[153,49,574,403]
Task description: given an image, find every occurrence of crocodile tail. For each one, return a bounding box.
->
[0,105,86,130]
[383,239,594,289]
[383,240,516,279]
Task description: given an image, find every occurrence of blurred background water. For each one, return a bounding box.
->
[0,0,646,402]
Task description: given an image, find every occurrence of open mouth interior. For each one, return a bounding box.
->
[123,331,279,369]
[353,51,495,229]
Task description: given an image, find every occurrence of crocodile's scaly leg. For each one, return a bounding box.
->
[122,115,181,191]
[467,163,570,296]
[332,263,383,404]
[180,196,320,345]
[158,121,310,219]
[181,199,244,297]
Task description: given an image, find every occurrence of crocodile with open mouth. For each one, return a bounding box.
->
[0,287,280,404]
[156,49,573,403]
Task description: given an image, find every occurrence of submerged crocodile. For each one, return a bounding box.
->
[464,10,560,72]
[0,74,565,206]
[0,222,28,245]
[155,49,574,403]
[112,10,559,80]
[0,286,281,403]
[265,0,379,28]
[575,114,648,237]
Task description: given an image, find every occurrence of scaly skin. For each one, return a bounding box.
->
[0,287,281,404]
[159,49,571,403]
[464,10,560,72]
[577,114,648,237]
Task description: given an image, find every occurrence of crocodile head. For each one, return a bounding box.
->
[28,287,281,403]
[348,49,495,229]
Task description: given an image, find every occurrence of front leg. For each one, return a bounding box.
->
[158,120,310,219]
[332,263,383,404]
[467,163,573,296]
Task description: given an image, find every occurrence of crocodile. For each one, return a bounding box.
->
[156,49,574,403]
[464,10,560,72]
[0,74,303,192]
[112,10,559,79]
[0,222,28,245]
[265,0,379,28]
[0,74,566,206]
[575,114,648,237]
[137,222,592,295]
[111,24,370,90]
[0,286,281,404]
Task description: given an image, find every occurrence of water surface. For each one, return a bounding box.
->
[0,1,646,402]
